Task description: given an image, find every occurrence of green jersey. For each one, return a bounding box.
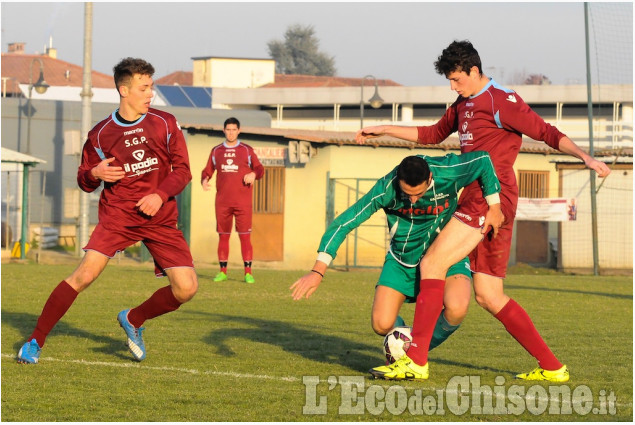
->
[318,151,501,267]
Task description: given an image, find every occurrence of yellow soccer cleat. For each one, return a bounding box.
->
[369,353,429,381]
[516,365,569,383]
[244,273,255,284]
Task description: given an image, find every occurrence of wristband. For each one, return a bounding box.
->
[311,269,324,278]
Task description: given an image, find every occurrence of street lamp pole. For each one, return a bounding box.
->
[26,58,49,154]
[360,75,384,128]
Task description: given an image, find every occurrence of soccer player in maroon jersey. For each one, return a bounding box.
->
[17,58,198,364]
[201,117,265,284]
[357,40,611,382]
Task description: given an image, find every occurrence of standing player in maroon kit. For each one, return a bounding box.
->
[201,117,264,284]
[358,40,611,382]
[17,58,198,364]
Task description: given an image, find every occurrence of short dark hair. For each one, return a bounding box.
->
[113,58,155,91]
[397,156,430,187]
[434,40,482,77]
[224,117,240,129]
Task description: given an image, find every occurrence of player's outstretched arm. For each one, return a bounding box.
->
[290,260,328,300]
[355,125,419,145]
[557,137,611,177]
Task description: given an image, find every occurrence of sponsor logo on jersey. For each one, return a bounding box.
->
[394,199,450,216]
[430,192,449,202]
[464,111,474,119]
[123,150,159,177]
[221,158,239,172]
[454,211,472,222]
[466,102,474,107]
[460,121,473,143]
[506,94,517,103]
[460,132,474,142]
[123,128,144,136]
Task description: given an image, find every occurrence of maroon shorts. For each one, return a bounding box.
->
[454,195,516,278]
[215,204,252,234]
[84,222,194,277]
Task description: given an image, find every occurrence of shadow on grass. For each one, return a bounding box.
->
[2,309,133,361]
[505,284,632,300]
[188,311,512,376]
[191,312,381,373]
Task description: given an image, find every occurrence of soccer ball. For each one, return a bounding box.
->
[383,326,412,363]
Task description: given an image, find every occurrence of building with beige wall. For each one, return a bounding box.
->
[183,125,631,273]
[192,56,275,89]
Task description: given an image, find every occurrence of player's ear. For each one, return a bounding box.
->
[118,84,129,98]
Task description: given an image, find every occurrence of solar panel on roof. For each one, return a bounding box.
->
[155,85,213,108]
[182,86,212,108]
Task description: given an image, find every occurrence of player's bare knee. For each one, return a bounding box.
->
[171,271,198,303]
[475,293,497,313]
[444,302,469,324]
[66,269,98,292]
[371,317,393,336]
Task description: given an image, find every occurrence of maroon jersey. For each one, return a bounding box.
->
[77,108,192,227]
[201,141,265,207]
[417,79,565,216]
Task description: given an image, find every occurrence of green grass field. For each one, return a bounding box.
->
[1,263,632,421]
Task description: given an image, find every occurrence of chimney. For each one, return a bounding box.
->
[46,36,57,59]
[8,42,25,54]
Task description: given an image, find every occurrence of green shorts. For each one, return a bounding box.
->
[377,253,471,303]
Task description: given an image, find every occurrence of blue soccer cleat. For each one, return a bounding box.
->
[117,309,146,361]
[17,339,41,364]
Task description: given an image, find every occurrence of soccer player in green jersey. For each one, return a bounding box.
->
[291,152,502,354]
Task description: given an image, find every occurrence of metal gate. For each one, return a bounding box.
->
[326,173,389,269]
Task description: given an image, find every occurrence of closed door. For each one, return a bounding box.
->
[251,167,284,261]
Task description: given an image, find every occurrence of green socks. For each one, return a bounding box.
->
[429,309,460,351]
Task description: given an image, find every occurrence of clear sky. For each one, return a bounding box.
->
[1,2,632,86]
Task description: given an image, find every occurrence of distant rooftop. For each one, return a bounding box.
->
[154,71,402,88]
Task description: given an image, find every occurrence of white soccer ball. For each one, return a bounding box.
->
[383,326,412,363]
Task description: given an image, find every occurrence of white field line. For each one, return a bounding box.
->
[3,353,632,409]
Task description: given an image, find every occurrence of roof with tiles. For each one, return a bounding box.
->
[155,71,193,86]
[182,124,629,157]
[261,74,402,88]
[154,71,401,88]
[1,53,114,95]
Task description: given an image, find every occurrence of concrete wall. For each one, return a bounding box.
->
[0,98,272,245]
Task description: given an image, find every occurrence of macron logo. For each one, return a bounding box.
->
[506,94,517,103]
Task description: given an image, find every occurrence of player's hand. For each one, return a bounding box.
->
[482,203,505,238]
[91,157,125,182]
[585,157,611,178]
[136,193,163,217]
[355,126,384,145]
[201,177,211,191]
[290,272,323,300]
[243,172,256,186]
